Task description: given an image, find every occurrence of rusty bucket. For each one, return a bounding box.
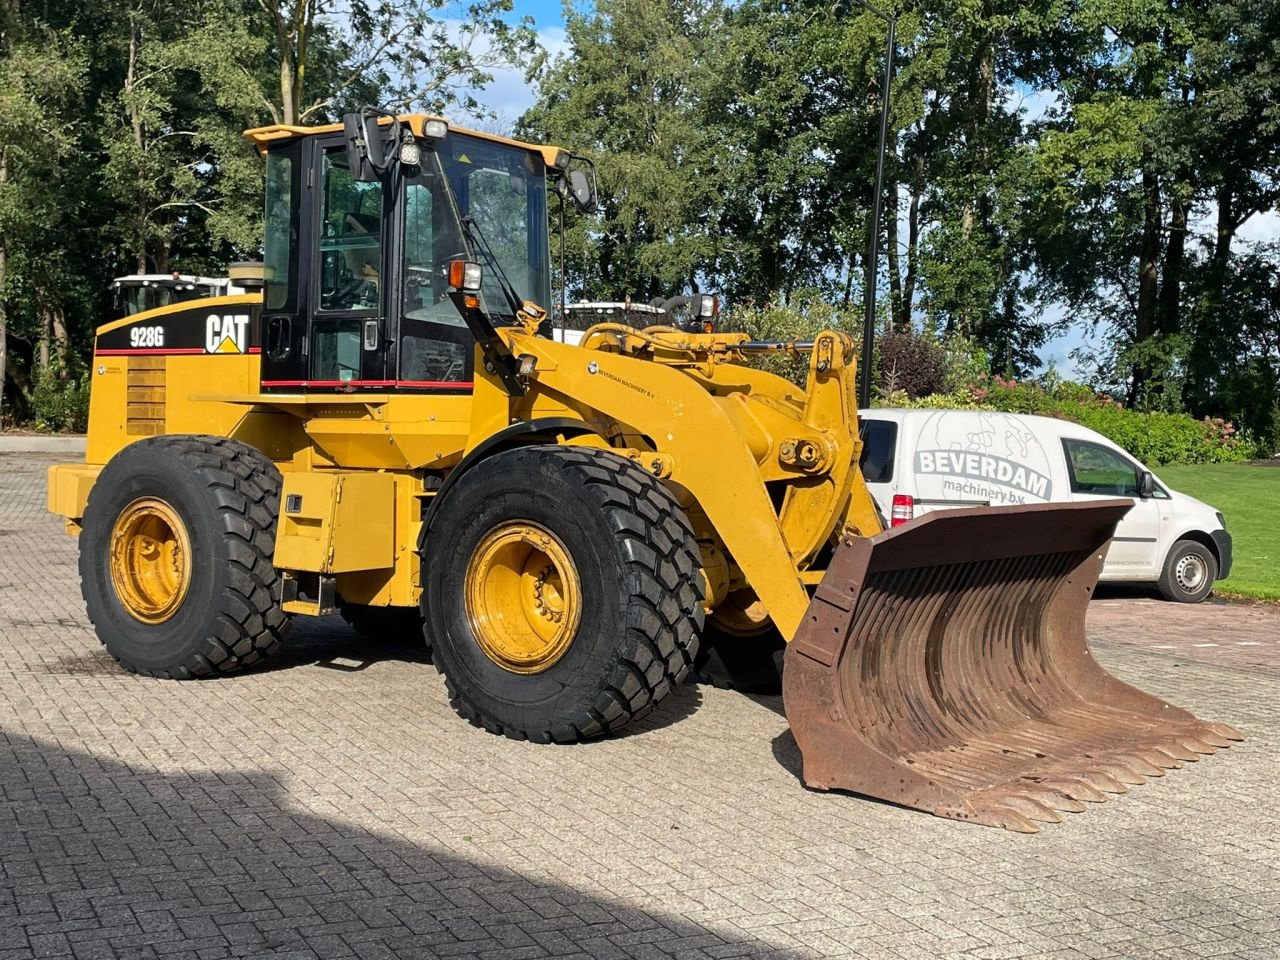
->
[783,500,1242,833]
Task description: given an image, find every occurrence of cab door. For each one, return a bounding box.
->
[307,142,390,388]
[1062,438,1163,579]
[260,141,308,389]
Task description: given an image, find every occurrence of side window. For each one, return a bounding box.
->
[317,150,382,313]
[398,178,471,385]
[859,419,898,483]
[311,318,363,383]
[263,152,295,311]
[1063,439,1140,496]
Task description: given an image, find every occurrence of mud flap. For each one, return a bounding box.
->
[782,500,1243,833]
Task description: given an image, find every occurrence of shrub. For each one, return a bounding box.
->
[875,329,945,399]
[721,296,861,384]
[880,373,1262,466]
[30,368,89,433]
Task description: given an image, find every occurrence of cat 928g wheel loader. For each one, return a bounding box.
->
[47,112,1240,833]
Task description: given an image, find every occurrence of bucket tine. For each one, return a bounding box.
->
[783,500,1242,833]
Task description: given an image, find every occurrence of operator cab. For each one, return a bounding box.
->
[247,114,588,393]
[111,274,245,317]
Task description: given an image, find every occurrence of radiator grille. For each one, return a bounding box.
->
[126,356,166,435]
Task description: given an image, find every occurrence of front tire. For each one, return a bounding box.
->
[79,436,290,678]
[421,447,704,742]
[1157,539,1218,603]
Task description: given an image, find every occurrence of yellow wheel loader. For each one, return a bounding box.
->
[47,111,1240,833]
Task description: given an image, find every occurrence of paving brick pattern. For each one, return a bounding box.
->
[2,452,1278,960]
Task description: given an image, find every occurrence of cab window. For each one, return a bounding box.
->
[1063,439,1166,498]
[397,175,471,384]
[317,150,382,313]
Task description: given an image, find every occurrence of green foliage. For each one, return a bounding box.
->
[939,334,989,393]
[29,368,90,433]
[720,294,861,383]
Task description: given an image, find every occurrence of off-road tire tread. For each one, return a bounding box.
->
[80,435,289,678]
[420,447,704,742]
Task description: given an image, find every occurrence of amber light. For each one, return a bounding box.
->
[448,260,483,292]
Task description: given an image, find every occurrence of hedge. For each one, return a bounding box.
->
[881,377,1262,466]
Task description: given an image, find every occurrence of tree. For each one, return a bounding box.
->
[0,3,87,417]
[248,0,539,125]
[521,0,727,302]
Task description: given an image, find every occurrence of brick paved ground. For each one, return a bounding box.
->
[2,452,1278,960]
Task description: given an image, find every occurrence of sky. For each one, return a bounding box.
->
[494,2,1279,378]
[478,1,569,125]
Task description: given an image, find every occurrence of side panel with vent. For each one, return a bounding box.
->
[126,356,166,436]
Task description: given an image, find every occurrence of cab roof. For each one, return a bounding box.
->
[243,114,568,171]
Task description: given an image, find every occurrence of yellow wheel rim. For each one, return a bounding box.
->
[710,589,774,637]
[109,497,192,624]
[464,521,582,674]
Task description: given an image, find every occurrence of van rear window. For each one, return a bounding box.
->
[859,419,897,483]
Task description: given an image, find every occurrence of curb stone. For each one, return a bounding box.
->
[0,435,86,454]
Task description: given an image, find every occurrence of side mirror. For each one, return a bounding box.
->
[342,113,380,182]
[1138,470,1154,498]
[568,168,596,213]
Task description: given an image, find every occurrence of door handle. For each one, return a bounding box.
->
[363,319,380,351]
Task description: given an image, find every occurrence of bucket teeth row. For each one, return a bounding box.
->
[783,500,1243,833]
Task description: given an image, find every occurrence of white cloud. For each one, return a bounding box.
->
[455,24,569,131]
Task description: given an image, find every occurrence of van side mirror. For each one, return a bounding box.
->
[1138,470,1154,498]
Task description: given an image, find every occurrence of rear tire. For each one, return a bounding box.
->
[79,436,290,678]
[1157,539,1217,603]
[421,446,704,742]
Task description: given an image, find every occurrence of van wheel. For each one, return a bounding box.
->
[1157,539,1217,603]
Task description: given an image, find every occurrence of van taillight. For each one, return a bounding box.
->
[891,494,914,527]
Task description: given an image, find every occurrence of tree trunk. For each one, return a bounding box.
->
[1209,179,1235,302]
[51,304,68,376]
[902,145,923,331]
[885,181,901,334]
[38,303,51,378]
[1157,192,1187,336]
[126,8,148,272]
[1130,165,1161,405]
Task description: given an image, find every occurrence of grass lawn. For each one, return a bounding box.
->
[1157,462,1280,601]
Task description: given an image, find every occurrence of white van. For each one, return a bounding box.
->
[857,409,1233,603]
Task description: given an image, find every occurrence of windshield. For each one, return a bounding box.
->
[441,132,550,319]
[113,281,209,316]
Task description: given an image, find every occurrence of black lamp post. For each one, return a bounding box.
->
[848,0,896,410]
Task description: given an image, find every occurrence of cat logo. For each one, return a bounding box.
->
[205,313,250,354]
